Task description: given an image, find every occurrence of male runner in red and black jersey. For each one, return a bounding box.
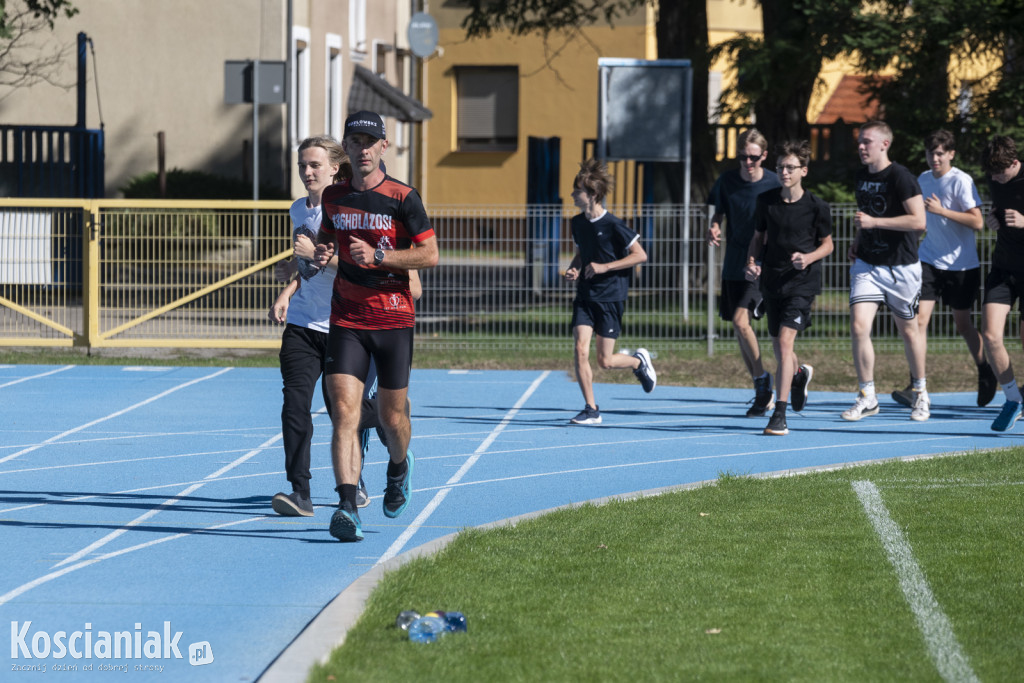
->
[315,110,438,541]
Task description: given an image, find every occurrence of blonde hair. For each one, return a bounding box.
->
[738,127,768,154]
[298,135,351,181]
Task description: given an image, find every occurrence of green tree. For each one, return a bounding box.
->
[852,0,1024,170]
[0,0,78,88]
[462,0,716,200]
[712,0,860,154]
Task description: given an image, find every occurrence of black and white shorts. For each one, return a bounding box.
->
[849,259,921,320]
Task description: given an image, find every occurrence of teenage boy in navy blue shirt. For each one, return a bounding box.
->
[564,159,656,425]
[708,128,782,417]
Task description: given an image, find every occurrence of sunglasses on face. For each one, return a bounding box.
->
[739,154,763,162]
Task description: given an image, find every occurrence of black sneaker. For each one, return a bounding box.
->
[570,404,602,424]
[329,501,363,542]
[383,450,413,519]
[791,364,813,412]
[746,375,775,417]
[891,384,914,408]
[763,411,788,436]
[632,348,657,393]
[978,364,997,407]
[271,491,314,517]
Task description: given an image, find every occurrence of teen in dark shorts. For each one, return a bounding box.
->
[893,130,992,409]
[746,140,833,436]
[980,136,1024,431]
[708,128,781,417]
[565,159,656,425]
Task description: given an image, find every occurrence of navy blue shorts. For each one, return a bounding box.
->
[572,300,625,339]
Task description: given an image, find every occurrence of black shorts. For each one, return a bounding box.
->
[324,326,413,391]
[764,294,814,338]
[921,262,980,310]
[572,300,624,339]
[718,279,763,321]
[983,268,1024,309]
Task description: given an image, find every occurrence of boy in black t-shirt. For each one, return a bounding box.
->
[564,159,656,425]
[746,141,834,435]
[842,121,928,423]
[980,136,1024,431]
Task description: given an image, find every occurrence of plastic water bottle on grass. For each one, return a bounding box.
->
[395,610,420,630]
[444,611,467,632]
[408,614,447,643]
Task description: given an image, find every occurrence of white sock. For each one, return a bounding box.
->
[1003,381,1022,403]
[859,381,876,398]
[912,377,927,392]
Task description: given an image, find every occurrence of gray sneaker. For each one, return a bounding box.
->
[271,491,314,517]
[356,476,370,508]
[570,404,602,425]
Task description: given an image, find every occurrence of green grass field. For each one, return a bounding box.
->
[310,450,1023,682]
[4,347,1021,680]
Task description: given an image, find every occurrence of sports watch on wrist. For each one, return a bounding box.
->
[373,248,385,266]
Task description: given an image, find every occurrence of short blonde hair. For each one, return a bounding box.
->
[737,127,768,154]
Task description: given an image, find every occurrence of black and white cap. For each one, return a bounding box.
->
[343,111,386,140]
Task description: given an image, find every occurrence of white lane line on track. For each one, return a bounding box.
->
[50,433,284,569]
[375,370,551,565]
[0,367,235,464]
[0,434,983,516]
[0,364,75,389]
[0,516,264,609]
[853,480,979,683]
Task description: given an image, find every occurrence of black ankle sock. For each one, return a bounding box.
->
[335,484,357,510]
[774,401,788,415]
[387,458,407,479]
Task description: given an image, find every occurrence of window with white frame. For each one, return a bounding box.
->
[326,33,343,139]
[349,0,367,56]
[455,66,519,152]
[292,26,311,144]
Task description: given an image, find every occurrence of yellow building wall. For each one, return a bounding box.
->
[421,8,649,205]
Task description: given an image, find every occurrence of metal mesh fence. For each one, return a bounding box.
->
[0,199,1010,353]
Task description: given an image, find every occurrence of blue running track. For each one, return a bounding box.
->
[0,364,1019,680]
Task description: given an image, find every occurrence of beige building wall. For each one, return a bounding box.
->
[421,5,648,205]
[0,0,415,199]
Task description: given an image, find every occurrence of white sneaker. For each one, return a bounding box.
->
[910,389,930,422]
[841,391,879,421]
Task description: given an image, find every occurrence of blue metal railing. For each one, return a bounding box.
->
[0,125,105,199]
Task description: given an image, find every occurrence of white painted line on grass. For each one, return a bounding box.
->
[0,364,75,389]
[852,480,979,683]
[0,367,234,464]
[376,370,550,565]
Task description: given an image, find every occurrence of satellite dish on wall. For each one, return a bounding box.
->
[407,13,439,58]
